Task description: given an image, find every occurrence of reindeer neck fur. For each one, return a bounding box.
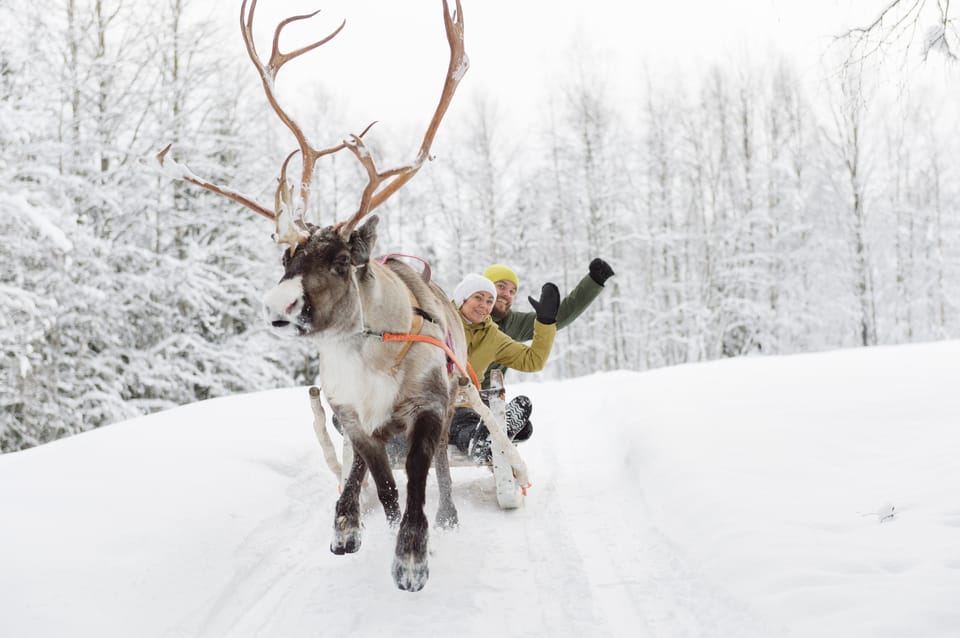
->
[312,259,437,434]
[353,259,418,336]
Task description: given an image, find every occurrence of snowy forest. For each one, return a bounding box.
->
[2,0,958,452]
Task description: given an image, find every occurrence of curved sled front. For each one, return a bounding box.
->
[337,422,525,510]
[316,367,526,511]
[483,375,524,509]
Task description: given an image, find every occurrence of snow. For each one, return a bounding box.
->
[2,340,959,637]
[2,191,73,253]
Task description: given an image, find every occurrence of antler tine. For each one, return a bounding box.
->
[158,1,466,254]
[240,0,346,227]
[417,0,468,165]
[156,144,277,222]
[337,0,468,239]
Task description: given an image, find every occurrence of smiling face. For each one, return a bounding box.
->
[491,280,517,320]
[459,290,495,324]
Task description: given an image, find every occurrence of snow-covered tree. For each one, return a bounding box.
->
[823,65,879,347]
[4,2,960,452]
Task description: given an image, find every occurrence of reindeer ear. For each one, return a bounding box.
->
[349,214,379,265]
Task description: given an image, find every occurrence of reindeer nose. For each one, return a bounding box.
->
[272,320,291,328]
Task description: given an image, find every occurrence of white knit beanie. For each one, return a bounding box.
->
[453,273,497,308]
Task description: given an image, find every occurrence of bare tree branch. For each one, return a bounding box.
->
[837,0,958,67]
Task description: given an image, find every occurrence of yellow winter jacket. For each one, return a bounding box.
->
[455,302,557,378]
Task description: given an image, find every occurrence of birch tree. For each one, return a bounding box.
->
[550,57,629,373]
[824,65,878,346]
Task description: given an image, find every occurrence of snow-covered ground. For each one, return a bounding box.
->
[2,341,958,637]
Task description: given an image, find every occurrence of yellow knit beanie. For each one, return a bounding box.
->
[483,264,519,290]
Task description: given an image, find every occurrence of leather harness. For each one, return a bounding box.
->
[366,256,480,390]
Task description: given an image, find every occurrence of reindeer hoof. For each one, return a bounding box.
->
[435,507,459,530]
[392,555,429,592]
[331,534,361,555]
[331,516,362,554]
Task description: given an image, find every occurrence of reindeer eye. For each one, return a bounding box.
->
[332,257,350,277]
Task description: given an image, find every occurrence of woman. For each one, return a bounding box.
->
[448,273,560,462]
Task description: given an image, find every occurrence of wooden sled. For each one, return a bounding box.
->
[309,369,525,510]
[446,369,525,509]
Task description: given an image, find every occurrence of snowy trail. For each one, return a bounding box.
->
[172,456,326,637]
[434,475,615,637]
[161,428,768,638]
[5,343,960,638]
[522,434,777,637]
[166,459,622,637]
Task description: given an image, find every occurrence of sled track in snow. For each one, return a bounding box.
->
[160,450,780,637]
[546,476,781,638]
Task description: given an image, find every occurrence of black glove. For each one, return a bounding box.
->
[589,258,615,286]
[528,283,560,325]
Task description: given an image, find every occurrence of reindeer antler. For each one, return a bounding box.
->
[156,143,277,222]
[156,0,468,253]
[240,0,358,224]
[337,0,468,240]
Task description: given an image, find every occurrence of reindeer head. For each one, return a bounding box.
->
[263,216,379,337]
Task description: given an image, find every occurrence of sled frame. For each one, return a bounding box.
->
[323,369,524,510]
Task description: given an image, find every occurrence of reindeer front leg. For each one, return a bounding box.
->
[353,435,401,526]
[392,409,442,592]
[331,450,366,555]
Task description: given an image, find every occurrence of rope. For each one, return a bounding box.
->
[350,266,366,334]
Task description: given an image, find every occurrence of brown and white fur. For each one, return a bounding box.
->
[263,215,474,592]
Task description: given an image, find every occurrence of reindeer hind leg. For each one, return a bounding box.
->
[434,412,458,529]
[434,378,465,529]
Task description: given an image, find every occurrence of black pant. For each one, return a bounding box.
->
[449,406,484,454]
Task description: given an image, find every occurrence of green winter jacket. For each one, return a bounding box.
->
[482,272,604,387]
[456,303,557,384]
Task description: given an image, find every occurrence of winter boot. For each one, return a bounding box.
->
[504,395,533,440]
[512,419,533,442]
[467,423,492,463]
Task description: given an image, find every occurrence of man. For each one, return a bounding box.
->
[481,258,615,388]
[450,258,615,461]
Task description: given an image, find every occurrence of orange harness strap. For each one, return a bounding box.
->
[381,332,480,390]
[386,288,426,376]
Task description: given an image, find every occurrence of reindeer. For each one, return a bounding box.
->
[157,0,528,592]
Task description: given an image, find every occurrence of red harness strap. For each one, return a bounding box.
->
[381,332,480,390]
[376,254,432,283]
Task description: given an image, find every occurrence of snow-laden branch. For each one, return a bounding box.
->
[1,191,73,253]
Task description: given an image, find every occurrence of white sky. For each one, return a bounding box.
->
[214,0,867,159]
[2,339,959,636]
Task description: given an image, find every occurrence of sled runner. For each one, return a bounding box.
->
[481,370,526,508]
[448,369,525,509]
[309,369,525,510]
